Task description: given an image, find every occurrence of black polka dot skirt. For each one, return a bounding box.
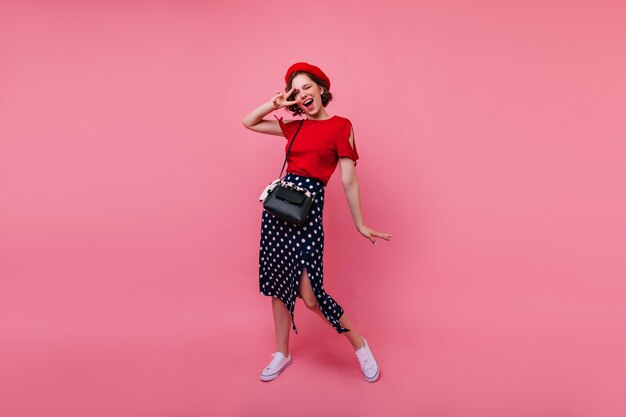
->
[259,172,350,335]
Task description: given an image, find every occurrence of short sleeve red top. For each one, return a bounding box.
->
[273,114,359,186]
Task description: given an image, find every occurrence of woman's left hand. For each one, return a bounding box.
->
[357,225,392,245]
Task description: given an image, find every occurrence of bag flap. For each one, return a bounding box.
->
[275,186,307,204]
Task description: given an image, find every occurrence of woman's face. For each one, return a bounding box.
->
[290,73,325,116]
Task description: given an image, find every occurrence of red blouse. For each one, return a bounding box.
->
[274,114,359,186]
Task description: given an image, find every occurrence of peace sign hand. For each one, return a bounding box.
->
[358,225,392,246]
[270,87,301,109]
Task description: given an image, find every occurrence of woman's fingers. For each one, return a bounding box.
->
[376,232,392,240]
[369,229,392,243]
[271,87,298,107]
[270,93,282,108]
[359,227,377,245]
[283,95,302,107]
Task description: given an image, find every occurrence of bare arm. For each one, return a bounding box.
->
[242,87,298,136]
[339,130,392,245]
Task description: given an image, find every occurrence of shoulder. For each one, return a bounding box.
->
[333,115,352,125]
[333,116,353,135]
[275,115,304,131]
[276,116,301,125]
[332,116,356,147]
[331,116,353,134]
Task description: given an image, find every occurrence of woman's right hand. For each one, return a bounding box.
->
[270,87,300,109]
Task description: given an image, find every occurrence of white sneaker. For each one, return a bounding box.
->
[260,351,292,382]
[355,337,380,382]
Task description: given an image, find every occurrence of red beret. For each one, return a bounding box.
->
[284,62,331,90]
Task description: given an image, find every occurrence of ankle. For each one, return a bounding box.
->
[353,336,365,351]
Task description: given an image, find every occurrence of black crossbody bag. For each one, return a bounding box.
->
[262,120,313,226]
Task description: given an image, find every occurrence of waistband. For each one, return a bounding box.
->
[283,172,325,193]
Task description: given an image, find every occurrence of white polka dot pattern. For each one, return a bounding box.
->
[259,172,349,334]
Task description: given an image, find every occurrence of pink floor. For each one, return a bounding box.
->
[2,247,625,416]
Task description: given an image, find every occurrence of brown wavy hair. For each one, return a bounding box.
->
[284,71,334,117]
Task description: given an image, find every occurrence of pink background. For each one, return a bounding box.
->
[1,1,625,416]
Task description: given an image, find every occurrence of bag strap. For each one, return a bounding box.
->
[278,119,304,178]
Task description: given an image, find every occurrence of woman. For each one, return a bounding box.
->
[242,62,391,382]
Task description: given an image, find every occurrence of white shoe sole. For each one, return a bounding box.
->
[260,358,292,382]
[363,366,380,382]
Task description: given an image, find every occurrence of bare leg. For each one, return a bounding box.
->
[298,267,365,351]
[338,313,365,350]
[271,296,291,357]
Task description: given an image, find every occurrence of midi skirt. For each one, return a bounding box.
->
[259,172,350,335]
